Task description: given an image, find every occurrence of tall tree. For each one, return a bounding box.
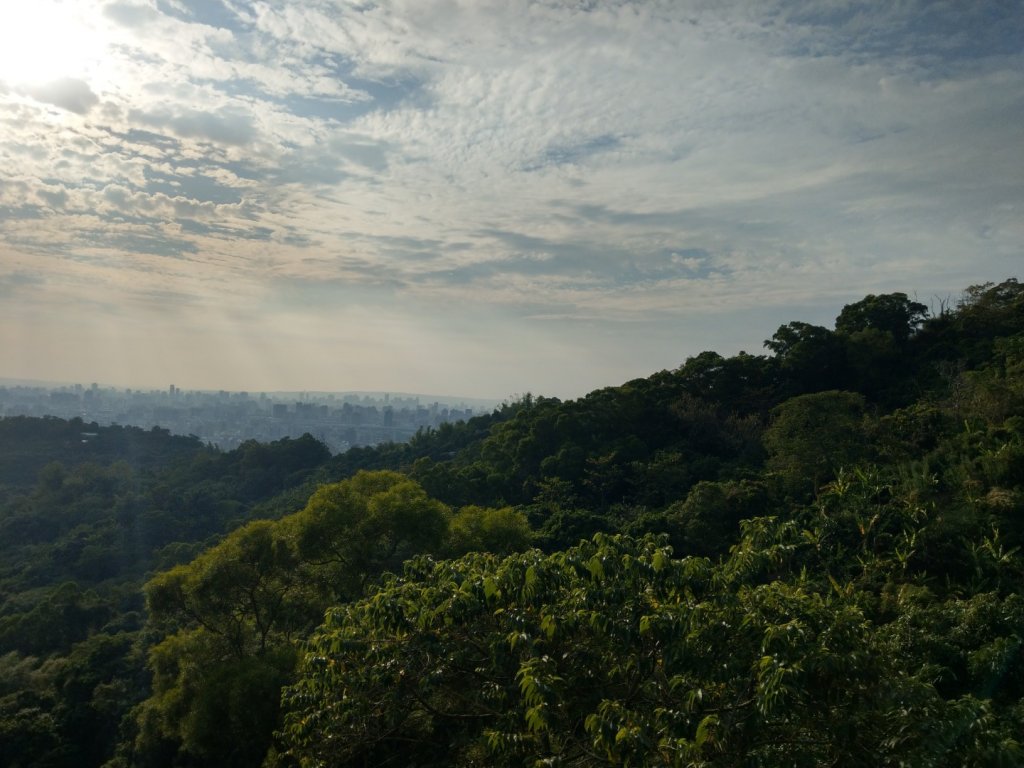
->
[134,471,452,768]
[835,292,928,344]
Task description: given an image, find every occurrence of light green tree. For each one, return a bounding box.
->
[135,471,453,768]
[281,521,1024,767]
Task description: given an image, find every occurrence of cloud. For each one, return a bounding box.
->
[0,0,1021,397]
[0,271,45,298]
[37,185,69,210]
[129,105,258,146]
[103,0,160,28]
[23,78,100,114]
[524,134,623,171]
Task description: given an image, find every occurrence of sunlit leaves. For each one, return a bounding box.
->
[280,467,1024,767]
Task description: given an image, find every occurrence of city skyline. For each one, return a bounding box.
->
[1,1,1021,399]
[0,376,501,406]
[0,377,494,451]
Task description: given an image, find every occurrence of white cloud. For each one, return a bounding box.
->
[129,105,259,146]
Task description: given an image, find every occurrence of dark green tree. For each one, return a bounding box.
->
[835,292,929,343]
[764,390,869,496]
[765,321,848,395]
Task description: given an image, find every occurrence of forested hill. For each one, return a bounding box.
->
[334,280,1024,541]
[0,417,205,492]
[1,278,1022,768]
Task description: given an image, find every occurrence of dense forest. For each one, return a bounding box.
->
[1,278,1022,767]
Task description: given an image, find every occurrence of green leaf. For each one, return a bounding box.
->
[652,549,669,572]
[483,576,499,601]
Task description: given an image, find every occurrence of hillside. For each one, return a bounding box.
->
[0,278,1022,767]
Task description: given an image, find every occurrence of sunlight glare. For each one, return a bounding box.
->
[0,1,108,87]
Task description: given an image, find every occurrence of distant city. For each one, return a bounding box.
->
[0,380,501,453]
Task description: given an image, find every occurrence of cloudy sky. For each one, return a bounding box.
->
[1,0,1021,399]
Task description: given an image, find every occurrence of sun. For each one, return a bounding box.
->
[0,1,109,88]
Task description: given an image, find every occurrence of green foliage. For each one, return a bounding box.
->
[0,421,349,768]
[764,391,869,496]
[135,471,454,767]
[282,535,711,767]
[764,321,848,396]
[281,515,1024,767]
[835,292,929,344]
[289,470,450,600]
[0,417,204,491]
[0,582,112,656]
[446,505,533,557]
[146,520,309,656]
[666,479,770,558]
[276,311,1024,766]
[136,636,297,768]
[676,350,777,415]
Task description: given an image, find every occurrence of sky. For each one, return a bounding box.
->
[0,0,1021,400]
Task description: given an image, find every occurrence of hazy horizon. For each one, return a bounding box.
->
[0,376,503,408]
[2,1,1021,400]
